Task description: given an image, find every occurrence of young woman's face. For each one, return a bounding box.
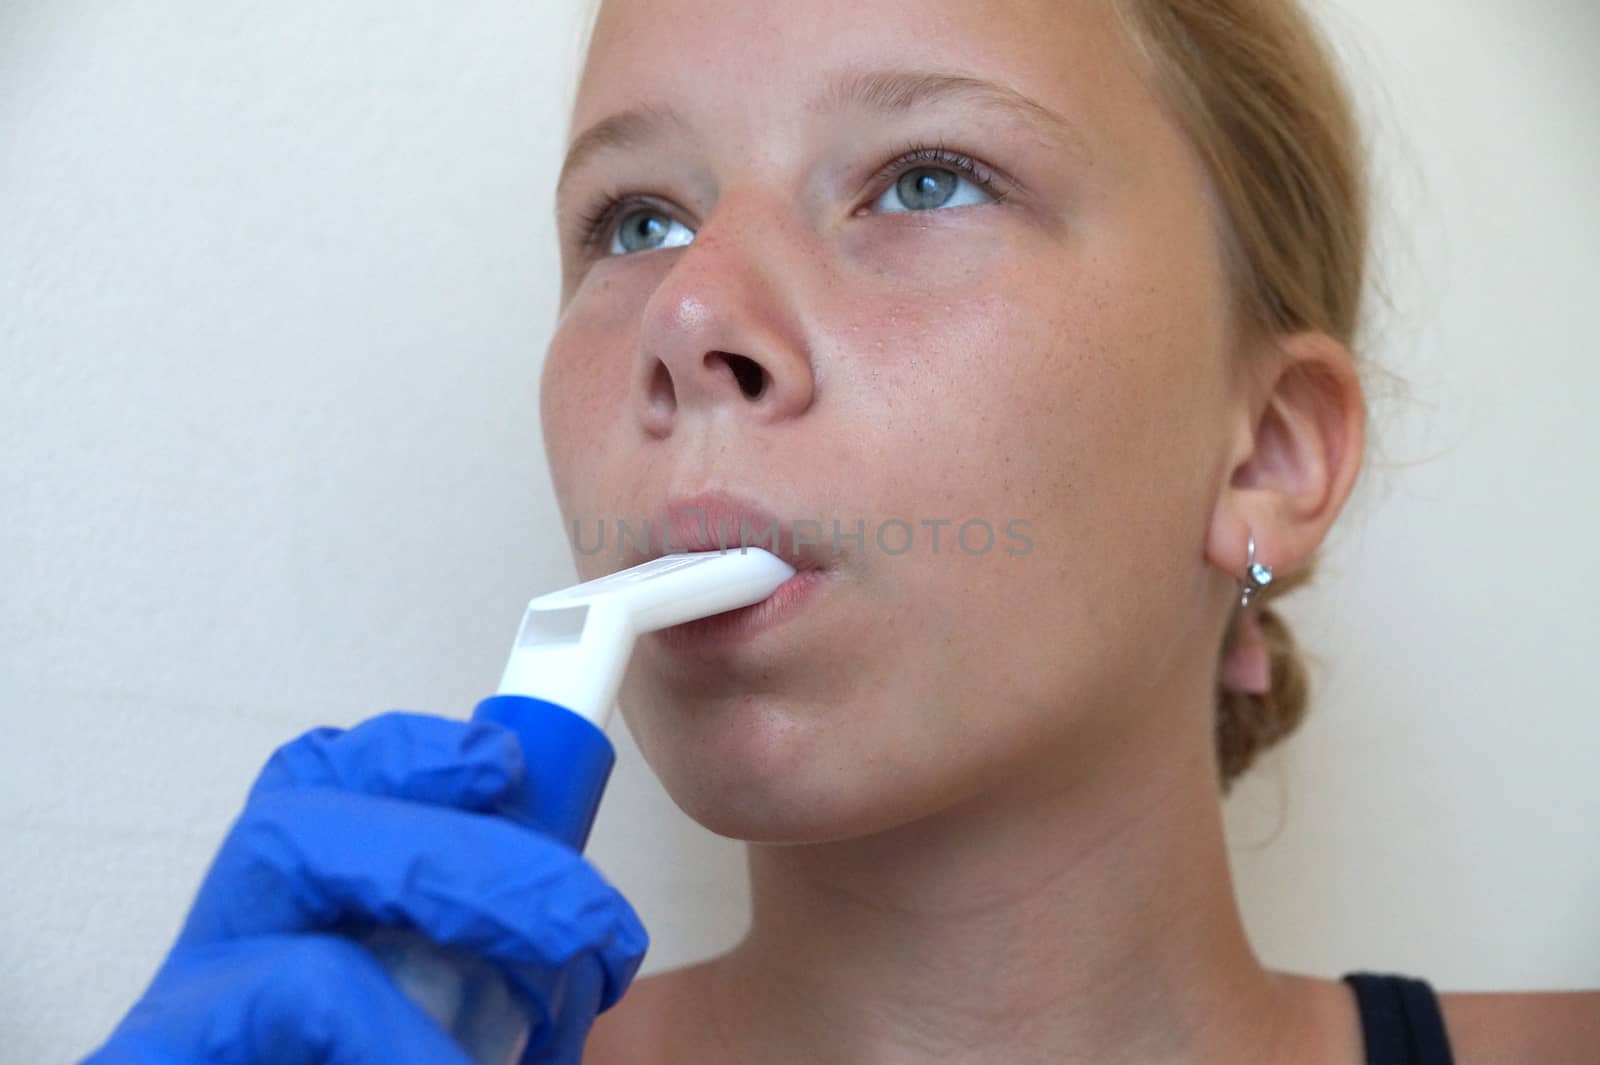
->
[542,0,1243,840]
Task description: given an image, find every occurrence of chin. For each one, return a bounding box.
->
[630,697,837,842]
[635,709,959,846]
[672,776,931,846]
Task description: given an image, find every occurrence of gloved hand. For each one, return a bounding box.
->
[80,710,650,1065]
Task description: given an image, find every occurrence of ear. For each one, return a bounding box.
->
[1204,330,1367,593]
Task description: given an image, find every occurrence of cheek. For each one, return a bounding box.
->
[795,287,1102,714]
[540,296,641,510]
[830,276,1090,530]
[537,354,588,515]
[843,255,1218,709]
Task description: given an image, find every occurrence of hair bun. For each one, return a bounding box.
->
[1216,601,1313,793]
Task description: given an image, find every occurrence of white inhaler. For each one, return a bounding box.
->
[360,548,796,1065]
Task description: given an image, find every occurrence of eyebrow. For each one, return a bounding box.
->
[555,65,1089,206]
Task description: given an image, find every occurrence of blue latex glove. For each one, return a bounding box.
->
[80,711,650,1065]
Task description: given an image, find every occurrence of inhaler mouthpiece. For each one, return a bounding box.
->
[496,549,796,731]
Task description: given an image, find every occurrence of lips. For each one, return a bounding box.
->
[631,489,832,574]
[623,488,834,652]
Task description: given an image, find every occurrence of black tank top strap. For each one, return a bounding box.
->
[1341,971,1456,1065]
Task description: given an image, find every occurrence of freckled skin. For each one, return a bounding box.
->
[543,0,1241,842]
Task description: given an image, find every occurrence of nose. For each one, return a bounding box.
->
[632,204,816,437]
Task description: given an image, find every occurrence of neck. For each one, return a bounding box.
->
[701,692,1305,1065]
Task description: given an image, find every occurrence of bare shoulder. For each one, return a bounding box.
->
[583,961,720,1065]
[1436,988,1600,1065]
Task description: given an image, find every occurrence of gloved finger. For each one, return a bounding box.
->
[175,789,648,1013]
[80,933,474,1065]
[249,711,524,813]
[361,931,612,1065]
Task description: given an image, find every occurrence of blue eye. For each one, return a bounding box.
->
[572,140,1009,258]
[865,142,1007,214]
[595,207,694,256]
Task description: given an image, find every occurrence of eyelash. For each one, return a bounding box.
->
[571,139,1011,254]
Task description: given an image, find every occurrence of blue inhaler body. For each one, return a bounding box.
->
[363,550,795,1065]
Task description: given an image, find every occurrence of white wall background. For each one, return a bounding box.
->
[1,2,1595,1061]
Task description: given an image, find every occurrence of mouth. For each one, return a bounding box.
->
[631,488,834,653]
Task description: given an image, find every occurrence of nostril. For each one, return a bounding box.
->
[646,360,675,418]
[714,353,767,400]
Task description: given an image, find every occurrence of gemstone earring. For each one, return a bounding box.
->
[1240,530,1274,608]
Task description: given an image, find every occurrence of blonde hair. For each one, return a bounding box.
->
[1108,0,1374,793]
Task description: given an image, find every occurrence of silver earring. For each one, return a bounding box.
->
[1239,531,1274,608]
